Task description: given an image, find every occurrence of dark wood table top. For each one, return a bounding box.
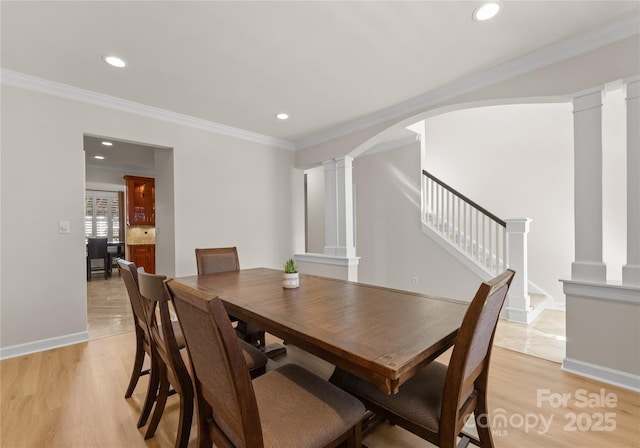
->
[173,267,468,395]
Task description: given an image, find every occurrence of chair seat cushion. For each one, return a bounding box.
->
[330,361,448,433]
[238,339,268,372]
[253,363,365,448]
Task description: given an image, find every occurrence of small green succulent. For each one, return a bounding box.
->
[283,258,298,274]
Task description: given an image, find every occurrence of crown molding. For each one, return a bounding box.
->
[294,15,640,150]
[0,69,295,151]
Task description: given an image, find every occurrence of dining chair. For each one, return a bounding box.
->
[87,237,111,280]
[329,269,515,448]
[118,259,165,428]
[166,279,366,448]
[137,270,270,447]
[137,270,194,448]
[195,247,265,348]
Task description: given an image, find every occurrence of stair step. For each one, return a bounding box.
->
[529,293,549,310]
[522,293,552,324]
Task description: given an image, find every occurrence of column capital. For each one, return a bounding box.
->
[323,159,336,170]
[335,156,354,169]
[572,87,603,113]
[624,76,640,99]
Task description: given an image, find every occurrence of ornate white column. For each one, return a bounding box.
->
[571,88,607,283]
[323,157,355,258]
[335,157,356,258]
[298,157,358,281]
[623,78,640,286]
[323,159,338,256]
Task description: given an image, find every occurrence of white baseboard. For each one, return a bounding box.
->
[562,357,640,392]
[0,331,89,360]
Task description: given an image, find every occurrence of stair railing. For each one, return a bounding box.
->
[422,169,508,276]
[422,169,537,323]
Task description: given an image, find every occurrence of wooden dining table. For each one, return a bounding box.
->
[173,267,468,395]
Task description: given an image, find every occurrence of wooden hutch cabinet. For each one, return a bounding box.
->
[124,175,155,226]
[124,175,156,273]
[128,244,155,274]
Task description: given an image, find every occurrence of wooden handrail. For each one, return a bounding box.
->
[422,169,506,227]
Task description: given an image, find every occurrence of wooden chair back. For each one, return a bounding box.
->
[166,279,263,448]
[117,258,156,419]
[193,246,266,348]
[195,247,240,275]
[118,259,148,328]
[137,270,194,448]
[440,269,515,443]
[137,270,191,389]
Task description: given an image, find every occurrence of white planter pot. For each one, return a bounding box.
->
[283,272,299,289]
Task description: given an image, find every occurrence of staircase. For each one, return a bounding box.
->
[421,169,551,324]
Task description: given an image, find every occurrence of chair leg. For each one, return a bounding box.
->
[145,367,170,439]
[138,355,160,428]
[346,421,362,448]
[125,338,146,398]
[175,388,194,448]
[474,396,495,448]
[196,399,214,448]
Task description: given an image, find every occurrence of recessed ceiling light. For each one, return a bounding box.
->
[103,55,127,68]
[473,2,501,22]
[275,113,289,120]
[94,155,105,160]
[101,141,113,146]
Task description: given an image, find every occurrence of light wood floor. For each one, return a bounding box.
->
[2,326,639,447]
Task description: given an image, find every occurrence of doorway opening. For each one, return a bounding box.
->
[84,134,174,340]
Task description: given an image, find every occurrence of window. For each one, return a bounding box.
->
[85,190,120,242]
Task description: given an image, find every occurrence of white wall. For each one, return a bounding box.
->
[304,165,325,254]
[354,142,482,302]
[424,103,575,306]
[0,84,301,355]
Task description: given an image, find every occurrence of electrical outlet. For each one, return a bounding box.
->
[411,276,419,285]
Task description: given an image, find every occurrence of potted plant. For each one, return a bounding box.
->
[282,258,299,288]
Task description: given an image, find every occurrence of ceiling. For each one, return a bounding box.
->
[2,1,639,150]
[84,135,156,174]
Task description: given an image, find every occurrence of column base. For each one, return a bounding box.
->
[622,264,640,287]
[295,253,360,282]
[571,261,607,283]
[503,293,550,325]
[323,246,356,259]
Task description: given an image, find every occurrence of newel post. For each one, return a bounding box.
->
[505,218,532,324]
